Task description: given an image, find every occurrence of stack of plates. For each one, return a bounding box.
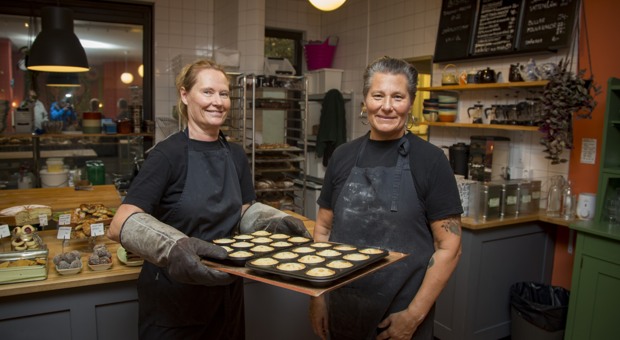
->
[437,95,458,122]
[422,98,439,122]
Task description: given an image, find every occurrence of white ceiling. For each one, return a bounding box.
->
[0,13,143,65]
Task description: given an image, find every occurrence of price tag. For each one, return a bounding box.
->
[90,223,105,237]
[58,214,72,226]
[57,226,72,240]
[0,224,10,238]
[39,214,49,227]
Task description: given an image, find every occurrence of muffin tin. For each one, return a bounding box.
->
[245,241,388,286]
[211,231,312,266]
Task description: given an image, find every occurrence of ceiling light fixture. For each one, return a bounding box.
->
[120,51,133,84]
[308,0,346,11]
[46,72,81,87]
[27,7,89,73]
[138,64,144,78]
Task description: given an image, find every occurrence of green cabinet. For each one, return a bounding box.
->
[594,77,620,222]
[566,77,620,339]
[564,229,620,339]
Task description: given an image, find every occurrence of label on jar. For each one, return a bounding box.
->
[506,195,517,205]
[532,191,541,199]
[489,197,500,208]
[521,194,532,203]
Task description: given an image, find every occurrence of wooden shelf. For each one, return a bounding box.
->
[418,80,548,92]
[421,122,539,131]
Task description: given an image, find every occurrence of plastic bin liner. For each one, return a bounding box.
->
[510,282,570,332]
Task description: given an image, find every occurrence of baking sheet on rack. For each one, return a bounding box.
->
[202,251,407,297]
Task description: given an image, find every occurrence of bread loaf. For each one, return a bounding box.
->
[0,205,52,226]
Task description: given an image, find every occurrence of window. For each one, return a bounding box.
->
[264,29,303,75]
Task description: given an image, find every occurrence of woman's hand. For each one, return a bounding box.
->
[309,296,329,340]
[376,308,421,340]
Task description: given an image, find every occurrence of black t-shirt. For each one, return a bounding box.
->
[318,133,463,222]
[124,131,256,219]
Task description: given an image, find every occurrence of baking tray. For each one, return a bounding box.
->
[202,250,407,297]
[245,242,388,286]
[211,232,312,266]
[0,249,49,284]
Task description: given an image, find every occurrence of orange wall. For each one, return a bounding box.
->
[551,0,620,289]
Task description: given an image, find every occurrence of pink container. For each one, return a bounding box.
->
[304,36,338,70]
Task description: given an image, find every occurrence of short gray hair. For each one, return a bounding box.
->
[362,56,419,103]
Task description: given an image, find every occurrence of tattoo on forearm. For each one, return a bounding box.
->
[441,217,462,236]
[428,256,435,269]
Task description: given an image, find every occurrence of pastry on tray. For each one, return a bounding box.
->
[306,267,336,277]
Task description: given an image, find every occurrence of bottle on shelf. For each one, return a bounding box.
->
[562,180,576,220]
[546,175,564,217]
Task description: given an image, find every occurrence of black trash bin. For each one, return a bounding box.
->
[510,282,570,340]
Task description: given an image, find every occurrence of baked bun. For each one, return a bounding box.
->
[326,260,354,269]
[229,251,253,258]
[250,257,278,266]
[316,249,341,257]
[343,253,370,261]
[213,238,235,245]
[272,251,298,260]
[298,255,325,264]
[359,248,383,255]
[251,237,273,244]
[289,236,310,244]
[250,245,274,253]
[306,267,336,277]
[231,241,254,248]
[277,262,305,271]
[334,244,357,251]
[271,241,292,248]
[292,246,315,254]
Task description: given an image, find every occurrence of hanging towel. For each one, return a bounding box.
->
[316,89,347,166]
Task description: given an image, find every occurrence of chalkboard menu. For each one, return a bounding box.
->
[517,0,579,52]
[472,0,521,56]
[433,0,477,62]
[433,0,579,62]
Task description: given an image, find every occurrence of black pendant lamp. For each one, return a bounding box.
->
[27,7,89,73]
[46,72,81,87]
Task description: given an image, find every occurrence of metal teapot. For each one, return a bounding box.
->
[477,67,501,83]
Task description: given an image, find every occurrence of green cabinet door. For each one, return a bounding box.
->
[565,233,620,340]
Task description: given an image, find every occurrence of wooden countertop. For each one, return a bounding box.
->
[0,185,122,212]
[1,207,574,297]
[461,211,575,230]
[0,230,141,297]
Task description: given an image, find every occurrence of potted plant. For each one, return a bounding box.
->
[537,58,601,164]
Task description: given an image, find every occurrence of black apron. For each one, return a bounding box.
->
[138,130,245,340]
[328,134,435,340]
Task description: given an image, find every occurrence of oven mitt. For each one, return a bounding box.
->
[239,202,311,238]
[120,212,235,286]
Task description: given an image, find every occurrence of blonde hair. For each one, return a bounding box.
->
[175,59,229,121]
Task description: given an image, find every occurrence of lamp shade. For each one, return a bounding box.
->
[27,7,89,73]
[46,72,81,87]
[309,0,346,11]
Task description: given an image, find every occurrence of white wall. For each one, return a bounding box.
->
[149,0,569,197]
